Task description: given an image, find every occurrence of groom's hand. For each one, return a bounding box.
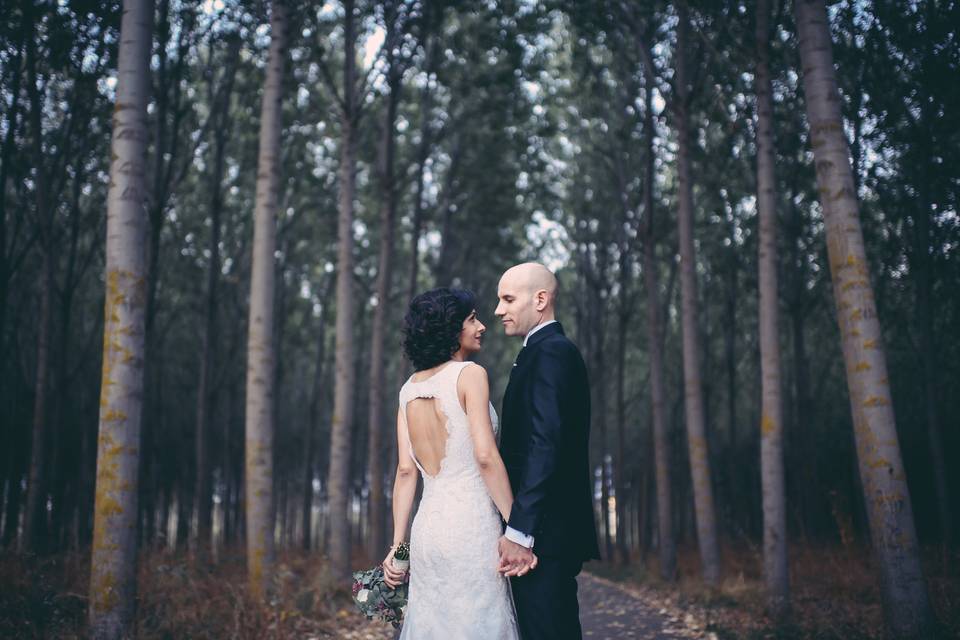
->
[497,536,538,577]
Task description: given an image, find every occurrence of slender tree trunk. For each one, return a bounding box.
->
[0,19,24,390]
[407,30,437,302]
[794,1,933,634]
[88,1,153,635]
[194,253,219,551]
[77,402,95,548]
[643,181,676,579]
[244,0,286,599]
[756,0,789,618]
[723,227,738,535]
[785,200,817,536]
[367,58,401,563]
[24,258,51,552]
[327,0,359,580]
[302,277,332,552]
[632,32,677,581]
[2,435,24,547]
[615,299,629,566]
[300,418,315,551]
[195,41,239,557]
[589,277,613,561]
[22,15,56,554]
[913,181,951,551]
[50,182,83,550]
[674,2,721,587]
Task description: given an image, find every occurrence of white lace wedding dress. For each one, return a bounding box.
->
[397,360,520,639]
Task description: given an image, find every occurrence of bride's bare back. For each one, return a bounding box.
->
[405,396,449,477]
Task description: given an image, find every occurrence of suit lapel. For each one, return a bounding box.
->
[501,323,564,437]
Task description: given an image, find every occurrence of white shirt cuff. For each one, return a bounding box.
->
[504,526,535,548]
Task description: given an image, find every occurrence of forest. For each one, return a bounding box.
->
[0,0,957,638]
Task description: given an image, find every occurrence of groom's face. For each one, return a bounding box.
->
[495,274,539,338]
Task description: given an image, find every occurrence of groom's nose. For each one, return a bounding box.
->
[494,301,504,316]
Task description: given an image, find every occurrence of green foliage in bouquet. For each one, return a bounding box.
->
[350,543,410,629]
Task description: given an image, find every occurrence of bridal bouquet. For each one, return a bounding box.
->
[351,541,410,628]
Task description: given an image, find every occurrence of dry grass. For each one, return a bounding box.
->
[3,542,955,639]
[592,542,959,639]
[0,547,395,639]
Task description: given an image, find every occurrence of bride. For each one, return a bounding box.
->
[381,287,531,639]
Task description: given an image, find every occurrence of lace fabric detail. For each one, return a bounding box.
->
[397,361,519,639]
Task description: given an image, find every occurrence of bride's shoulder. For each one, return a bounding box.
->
[456,361,488,387]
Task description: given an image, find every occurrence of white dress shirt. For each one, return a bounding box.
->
[522,319,557,347]
[504,319,559,548]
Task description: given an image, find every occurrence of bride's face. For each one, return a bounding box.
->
[458,310,486,355]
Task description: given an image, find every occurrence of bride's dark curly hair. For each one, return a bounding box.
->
[403,287,477,371]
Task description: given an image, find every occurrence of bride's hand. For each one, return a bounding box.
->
[382,546,406,588]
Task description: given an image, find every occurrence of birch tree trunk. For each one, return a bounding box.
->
[327,0,359,579]
[88,0,153,636]
[674,2,721,587]
[244,0,287,600]
[794,0,934,635]
[367,44,402,563]
[756,0,789,618]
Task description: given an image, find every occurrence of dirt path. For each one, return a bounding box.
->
[334,572,702,639]
[578,572,702,639]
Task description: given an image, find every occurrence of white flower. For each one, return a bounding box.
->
[357,589,371,603]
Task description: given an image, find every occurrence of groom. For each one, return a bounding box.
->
[494,263,600,640]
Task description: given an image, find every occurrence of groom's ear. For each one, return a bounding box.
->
[534,289,548,311]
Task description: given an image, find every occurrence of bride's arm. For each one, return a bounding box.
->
[460,364,514,522]
[390,407,418,542]
[384,407,418,587]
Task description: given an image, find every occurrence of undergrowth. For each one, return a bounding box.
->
[0,547,372,639]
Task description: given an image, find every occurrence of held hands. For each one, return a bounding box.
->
[497,536,538,577]
[382,545,407,588]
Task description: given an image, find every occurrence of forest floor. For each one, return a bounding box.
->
[1,543,956,639]
[587,542,960,639]
[0,547,396,639]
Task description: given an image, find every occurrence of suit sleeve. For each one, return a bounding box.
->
[506,342,571,537]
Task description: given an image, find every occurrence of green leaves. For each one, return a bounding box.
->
[351,565,409,628]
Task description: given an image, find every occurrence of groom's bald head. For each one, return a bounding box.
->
[508,262,558,299]
[495,262,558,337]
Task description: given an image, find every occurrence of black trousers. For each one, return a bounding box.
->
[510,557,583,640]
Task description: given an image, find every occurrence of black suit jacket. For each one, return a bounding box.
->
[500,322,600,561]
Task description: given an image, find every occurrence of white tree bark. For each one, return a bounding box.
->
[794,0,933,636]
[244,0,287,600]
[88,0,153,637]
[674,2,721,587]
[756,0,789,618]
